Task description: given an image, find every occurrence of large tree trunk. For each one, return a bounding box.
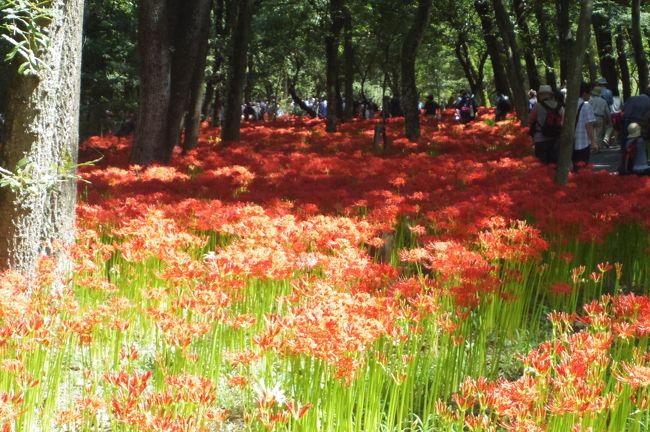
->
[132,0,172,164]
[533,0,557,89]
[209,0,227,127]
[162,0,212,160]
[183,9,212,152]
[556,0,593,185]
[592,11,619,96]
[512,0,541,92]
[221,0,253,142]
[615,26,632,101]
[343,6,354,121]
[631,0,648,92]
[0,0,84,276]
[326,0,344,132]
[474,0,509,95]
[557,0,571,84]
[492,0,528,121]
[401,0,433,141]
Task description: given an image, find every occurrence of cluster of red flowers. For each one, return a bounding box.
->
[2,112,650,430]
[441,293,650,430]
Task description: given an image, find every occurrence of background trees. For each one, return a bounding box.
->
[5,0,649,165]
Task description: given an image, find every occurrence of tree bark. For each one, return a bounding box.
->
[474,0,510,95]
[326,0,344,132]
[222,0,254,142]
[343,6,354,121]
[557,0,571,84]
[0,0,84,276]
[455,35,488,105]
[555,0,593,185]
[533,0,557,89]
[492,0,528,121]
[512,0,541,92]
[631,0,648,92]
[132,0,172,165]
[401,0,434,141]
[183,9,212,152]
[592,11,619,96]
[615,26,631,101]
[163,0,212,159]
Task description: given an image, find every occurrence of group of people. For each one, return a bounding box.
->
[528,78,649,175]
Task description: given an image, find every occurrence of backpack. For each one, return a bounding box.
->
[539,103,563,139]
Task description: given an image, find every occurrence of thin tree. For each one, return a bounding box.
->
[592,10,618,96]
[474,0,510,95]
[555,0,593,185]
[491,0,528,121]
[401,0,434,141]
[631,0,648,92]
[0,0,85,275]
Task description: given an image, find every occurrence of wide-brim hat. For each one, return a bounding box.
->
[592,86,602,96]
[628,122,641,138]
[538,85,553,95]
[596,77,608,85]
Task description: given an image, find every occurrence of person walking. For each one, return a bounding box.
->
[573,82,596,170]
[620,86,650,151]
[528,85,563,164]
[589,86,611,153]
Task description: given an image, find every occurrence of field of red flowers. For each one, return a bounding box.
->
[1,112,650,431]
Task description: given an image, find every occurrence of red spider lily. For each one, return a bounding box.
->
[104,370,151,397]
[284,400,312,420]
[616,363,650,390]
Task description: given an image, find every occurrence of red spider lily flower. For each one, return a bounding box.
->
[104,370,151,397]
[549,282,573,296]
[284,400,312,420]
[616,363,650,390]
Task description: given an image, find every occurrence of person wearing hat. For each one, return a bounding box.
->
[590,86,611,153]
[594,78,614,107]
[621,122,650,175]
[528,84,563,164]
[621,85,650,150]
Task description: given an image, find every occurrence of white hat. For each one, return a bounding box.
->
[538,85,553,95]
[628,123,641,138]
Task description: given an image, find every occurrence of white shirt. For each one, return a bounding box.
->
[575,98,596,150]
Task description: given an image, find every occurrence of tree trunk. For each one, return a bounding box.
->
[132,0,172,165]
[533,0,557,89]
[0,0,84,276]
[401,0,434,141]
[587,46,598,83]
[557,0,571,85]
[326,0,344,132]
[455,36,487,105]
[474,0,509,95]
[616,26,632,101]
[492,0,528,122]
[162,0,212,159]
[343,6,354,121]
[221,0,253,142]
[556,0,593,185]
[209,0,227,127]
[631,0,648,92]
[592,11,619,96]
[512,0,541,92]
[183,9,212,152]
